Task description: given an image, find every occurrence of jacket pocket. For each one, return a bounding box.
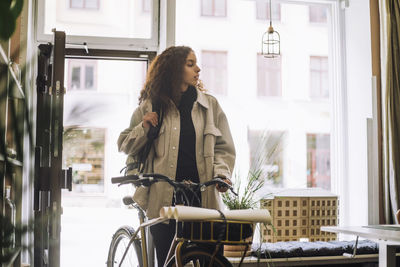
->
[154,125,166,157]
[203,124,222,157]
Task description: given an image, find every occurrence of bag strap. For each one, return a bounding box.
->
[137,100,164,173]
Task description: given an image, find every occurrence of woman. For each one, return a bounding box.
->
[117,46,235,266]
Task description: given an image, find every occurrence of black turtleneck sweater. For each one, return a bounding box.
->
[174,86,201,206]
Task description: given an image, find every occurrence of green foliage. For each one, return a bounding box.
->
[222,130,285,210]
[1,2,32,263]
[222,169,265,209]
[0,214,31,265]
[0,0,24,41]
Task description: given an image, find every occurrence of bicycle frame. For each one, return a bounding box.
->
[116,206,153,267]
[110,174,245,267]
[117,215,169,267]
[114,209,260,267]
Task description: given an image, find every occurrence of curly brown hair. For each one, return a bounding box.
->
[139,46,193,112]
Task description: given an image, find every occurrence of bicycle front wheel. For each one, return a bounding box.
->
[166,246,233,267]
[107,226,142,267]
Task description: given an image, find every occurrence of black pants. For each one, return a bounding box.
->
[150,188,202,267]
[150,220,224,267]
[150,220,176,267]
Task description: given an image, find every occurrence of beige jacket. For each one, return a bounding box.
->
[117,89,236,219]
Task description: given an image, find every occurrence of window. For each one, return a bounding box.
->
[201,51,228,95]
[257,54,282,97]
[248,130,285,185]
[175,0,346,224]
[68,60,97,91]
[309,5,328,23]
[201,0,227,17]
[310,56,329,99]
[142,0,151,13]
[256,0,281,21]
[307,133,331,190]
[70,0,100,10]
[37,0,158,47]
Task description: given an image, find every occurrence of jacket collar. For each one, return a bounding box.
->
[195,88,209,109]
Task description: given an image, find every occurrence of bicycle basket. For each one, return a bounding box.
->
[177,220,253,243]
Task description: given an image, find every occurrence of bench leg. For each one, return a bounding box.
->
[343,236,359,258]
[379,243,396,267]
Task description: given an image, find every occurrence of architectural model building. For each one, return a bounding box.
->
[260,188,338,242]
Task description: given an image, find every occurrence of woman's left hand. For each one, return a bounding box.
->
[216,178,232,193]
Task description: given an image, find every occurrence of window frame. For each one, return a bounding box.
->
[61,49,156,197]
[324,0,347,226]
[35,0,160,51]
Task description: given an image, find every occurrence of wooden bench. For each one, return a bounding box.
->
[227,239,399,266]
[229,254,381,266]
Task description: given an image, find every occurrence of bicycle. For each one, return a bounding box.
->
[106,173,270,267]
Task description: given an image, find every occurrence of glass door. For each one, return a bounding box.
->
[60,54,153,267]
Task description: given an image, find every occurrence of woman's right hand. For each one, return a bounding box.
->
[142,112,158,128]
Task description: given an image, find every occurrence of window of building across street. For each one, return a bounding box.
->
[256,0,281,21]
[307,133,331,190]
[257,53,282,97]
[201,0,227,17]
[70,0,100,10]
[68,60,97,91]
[201,50,228,95]
[309,5,328,23]
[310,56,329,99]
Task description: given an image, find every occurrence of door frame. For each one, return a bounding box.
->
[34,33,157,267]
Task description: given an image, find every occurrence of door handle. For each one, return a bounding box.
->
[61,167,72,191]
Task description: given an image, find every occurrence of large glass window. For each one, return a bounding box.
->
[36,0,158,48]
[201,50,228,95]
[176,0,336,197]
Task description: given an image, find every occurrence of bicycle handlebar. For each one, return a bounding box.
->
[111,173,238,196]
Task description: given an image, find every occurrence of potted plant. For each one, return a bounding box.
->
[221,131,284,257]
[221,169,266,257]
